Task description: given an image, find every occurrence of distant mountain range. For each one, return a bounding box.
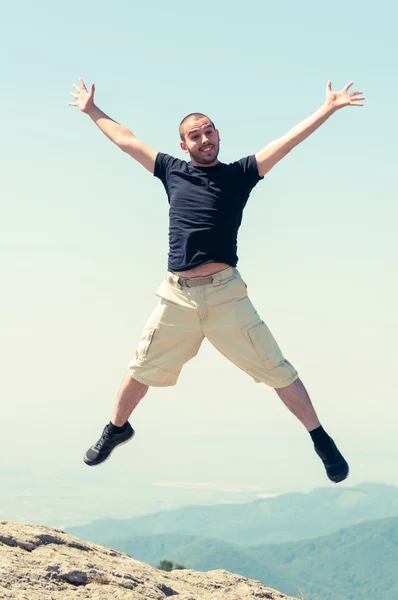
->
[66,482,398,600]
[67,482,398,546]
[71,516,398,600]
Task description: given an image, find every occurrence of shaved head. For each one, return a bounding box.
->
[179,113,216,140]
[179,113,220,166]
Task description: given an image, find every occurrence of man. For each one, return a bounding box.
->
[69,77,364,482]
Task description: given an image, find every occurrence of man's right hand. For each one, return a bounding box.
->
[69,77,95,114]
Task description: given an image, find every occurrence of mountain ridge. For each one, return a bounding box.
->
[91,516,398,600]
[66,481,398,546]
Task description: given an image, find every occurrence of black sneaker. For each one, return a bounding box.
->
[315,438,349,483]
[83,422,134,466]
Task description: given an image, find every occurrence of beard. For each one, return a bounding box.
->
[189,140,220,165]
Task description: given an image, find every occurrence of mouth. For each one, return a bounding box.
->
[200,145,214,154]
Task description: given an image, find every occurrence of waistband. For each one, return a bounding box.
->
[166,267,237,288]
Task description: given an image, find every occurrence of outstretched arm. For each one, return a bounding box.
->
[255,81,365,178]
[69,78,157,173]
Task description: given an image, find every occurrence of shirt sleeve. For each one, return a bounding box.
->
[235,155,264,193]
[153,152,180,183]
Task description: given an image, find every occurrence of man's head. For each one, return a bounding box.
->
[179,113,220,166]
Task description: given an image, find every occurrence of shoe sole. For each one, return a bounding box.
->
[83,431,135,467]
[329,465,349,483]
[314,444,349,484]
[328,463,350,483]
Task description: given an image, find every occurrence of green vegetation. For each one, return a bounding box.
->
[65,484,398,600]
[157,559,185,571]
[106,517,398,600]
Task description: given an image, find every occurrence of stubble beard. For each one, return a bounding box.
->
[190,141,220,166]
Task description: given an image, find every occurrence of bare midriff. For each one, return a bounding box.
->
[171,262,231,278]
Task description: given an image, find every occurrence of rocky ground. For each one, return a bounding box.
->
[0,521,297,599]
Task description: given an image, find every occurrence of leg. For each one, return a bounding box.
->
[275,378,348,483]
[275,378,320,431]
[84,277,203,467]
[83,373,149,468]
[203,272,349,483]
[111,371,148,426]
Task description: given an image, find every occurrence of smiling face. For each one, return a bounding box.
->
[179,116,220,166]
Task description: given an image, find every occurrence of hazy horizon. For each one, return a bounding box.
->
[2,469,397,530]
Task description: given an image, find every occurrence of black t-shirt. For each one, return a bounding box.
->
[154,153,263,272]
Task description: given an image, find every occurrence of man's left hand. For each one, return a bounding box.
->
[326,81,365,111]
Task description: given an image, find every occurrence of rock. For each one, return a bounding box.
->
[0,521,297,599]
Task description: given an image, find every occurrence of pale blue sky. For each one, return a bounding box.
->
[1,0,397,526]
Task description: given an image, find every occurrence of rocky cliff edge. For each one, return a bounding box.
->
[0,521,297,599]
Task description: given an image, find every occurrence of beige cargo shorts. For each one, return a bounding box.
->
[128,267,298,388]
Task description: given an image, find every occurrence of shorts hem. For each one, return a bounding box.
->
[265,372,299,389]
[129,372,178,388]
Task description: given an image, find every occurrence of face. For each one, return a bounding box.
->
[180,117,220,166]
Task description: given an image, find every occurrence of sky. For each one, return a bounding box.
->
[1,0,398,528]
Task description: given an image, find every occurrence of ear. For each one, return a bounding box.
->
[180,140,189,154]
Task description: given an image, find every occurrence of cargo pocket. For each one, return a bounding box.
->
[135,327,157,362]
[247,321,284,371]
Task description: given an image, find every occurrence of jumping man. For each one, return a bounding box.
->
[69,77,365,482]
